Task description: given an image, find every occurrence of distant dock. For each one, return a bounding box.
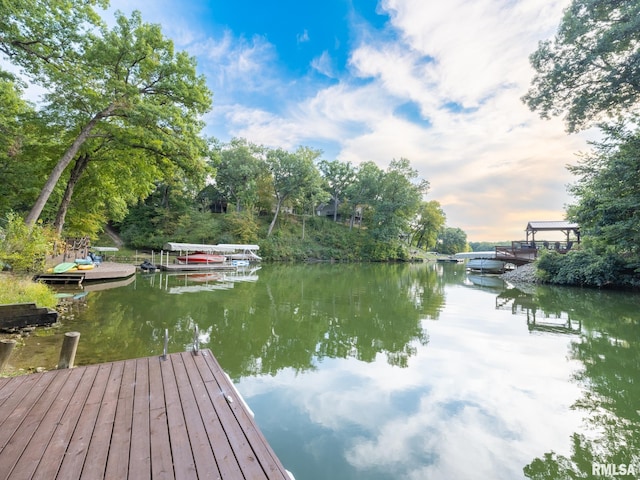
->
[0,349,292,479]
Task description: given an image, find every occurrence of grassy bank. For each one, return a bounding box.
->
[0,274,58,308]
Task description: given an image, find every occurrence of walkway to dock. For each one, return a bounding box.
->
[0,350,291,479]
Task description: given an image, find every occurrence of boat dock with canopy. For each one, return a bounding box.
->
[156,243,261,272]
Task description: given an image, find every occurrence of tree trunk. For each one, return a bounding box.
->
[333,195,338,222]
[267,198,283,237]
[53,153,90,235]
[24,104,117,227]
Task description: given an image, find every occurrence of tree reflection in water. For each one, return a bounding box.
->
[502,286,640,479]
[52,263,453,377]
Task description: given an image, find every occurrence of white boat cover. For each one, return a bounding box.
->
[454,251,496,259]
[163,242,236,252]
[163,242,260,252]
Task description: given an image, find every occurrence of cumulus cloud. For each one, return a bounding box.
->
[101,0,586,241]
[238,294,583,479]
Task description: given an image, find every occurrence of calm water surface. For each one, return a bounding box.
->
[13,263,640,479]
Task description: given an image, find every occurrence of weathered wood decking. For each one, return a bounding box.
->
[35,262,136,285]
[0,350,291,480]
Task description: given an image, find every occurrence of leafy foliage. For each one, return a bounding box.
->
[410,200,446,250]
[214,138,266,213]
[523,0,640,132]
[0,213,58,273]
[0,274,57,308]
[567,127,640,256]
[536,250,640,288]
[437,227,468,254]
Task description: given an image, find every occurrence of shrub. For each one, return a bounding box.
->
[0,274,57,308]
[536,249,640,288]
[0,213,58,273]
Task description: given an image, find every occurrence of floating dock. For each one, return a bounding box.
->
[0,350,292,479]
[34,262,136,286]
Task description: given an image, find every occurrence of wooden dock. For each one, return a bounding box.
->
[35,262,136,285]
[0,350,292,479]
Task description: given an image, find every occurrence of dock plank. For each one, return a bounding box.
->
[160,353,198,479]
[170,352,221,480]
[148,356,175,480]
[104,359,137,479]
[0,369,63,452]
[10,366,92,479]
[0,369,73,479]
[53,363,114,480]
[129,357,152,480]
[33,363,110,480]
[199,352,289,478]
[0,350,291,480]
[80,360,125,479]
[182,352,243,479]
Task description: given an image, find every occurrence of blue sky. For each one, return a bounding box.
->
[107,0,591,241]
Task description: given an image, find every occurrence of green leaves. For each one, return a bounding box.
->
[1,3,213,233]
[567,127,640,256]
[523,0,640,132]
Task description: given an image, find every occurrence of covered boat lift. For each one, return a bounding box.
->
[163,243,261,260]
[160,243,262,271]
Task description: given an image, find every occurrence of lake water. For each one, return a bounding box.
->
[11,262,640,479]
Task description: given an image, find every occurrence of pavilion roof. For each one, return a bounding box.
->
[525,221,579,232]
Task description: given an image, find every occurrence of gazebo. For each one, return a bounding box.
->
[525,221,580,245]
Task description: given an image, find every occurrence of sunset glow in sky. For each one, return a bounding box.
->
[108,0,593,241]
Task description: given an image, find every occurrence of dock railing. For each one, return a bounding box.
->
[495,240,577,265]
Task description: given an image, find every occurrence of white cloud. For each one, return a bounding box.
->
[101,0,586,241]
[310,51,336,78]
[238,292,584,479]
[297,29,310,44]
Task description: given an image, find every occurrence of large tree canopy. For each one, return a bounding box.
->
[0,4,212,230]
[567,127,640,255]
[523,0,640,132]
[265,146,321,237]
[215,138,266,213]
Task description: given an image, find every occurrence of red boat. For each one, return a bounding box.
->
[176,251,226,264]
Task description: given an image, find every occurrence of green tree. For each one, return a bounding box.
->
[437,227,468,254]
[318,159,356,222]
[0,0,107,74]
[344,161,384,229]
[566,127,640,256]
[368,158,429,242]
[265,146,321,237]
[0,75,43,215]
[215,138,266,212]
[410,200,446,249]
[523,0,640,132]
[2,7,212,229]
[0,212,58,273]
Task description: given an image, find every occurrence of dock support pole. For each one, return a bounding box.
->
[0,339,17,373]
[57,331,80,369]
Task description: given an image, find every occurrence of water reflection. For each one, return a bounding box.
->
[34,264,447,376]
[515,286,640,479]
[497,286,582,335]
[10,264,640,479]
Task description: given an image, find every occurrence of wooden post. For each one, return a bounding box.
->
[57,331,80,369]
[0,339,17,373]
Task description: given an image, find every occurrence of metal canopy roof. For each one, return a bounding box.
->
[525,221,580,243]
[163,242,259,252]
[526,221,579,231]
